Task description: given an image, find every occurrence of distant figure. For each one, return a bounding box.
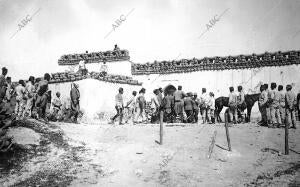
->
[228,87,237,124]
[269,83,279,128]
[237,85,246,122]
[35,73,51,122]
[78,60,87,75]
[285,85,297,129]
[174,85,185,122]
[114,44,121,57]
[135,88,147,123]
[200,88,209,123]
[207,92,215,124]
[70,83,80,123]
[278,85,286,125]
[51,92,62,121]
[150,89,160,123]
[114,44,120,51]
[5,77,12,102]
[125,91,137,124]
[265,83,271,125]
[14,80,26,120]
[160,90,175,123]
[100,60,108,76]
[184,92,194,123]
[192,93,200,123]
[46,90,52,115]
[157,88,163,106]
[23,76,35,118]
[258,85,268,126]
[110,87,124,125]
[0,67,8,104]
[0,67,8,88]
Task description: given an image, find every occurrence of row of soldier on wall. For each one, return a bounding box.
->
[0,67,81,124]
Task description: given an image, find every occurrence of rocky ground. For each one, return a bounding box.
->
[0,119,299,187]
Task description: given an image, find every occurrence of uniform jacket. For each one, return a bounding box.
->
[208,96,215,110]
[37,79,48,96]
[200,92,209,107]
[279,91,285,107]
[228,92,237,106]
[285,90,296,110]
[115,93,124,108]
[15,84,26,101]
[273,90,280,108]
[237,91,245,105]
[70,86,80,105]
[184,97,194,111]
[174,90,185,101]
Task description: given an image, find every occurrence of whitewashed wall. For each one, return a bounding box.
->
[51,64,300,119]
[49,79,141,118]
[133,64,300,114]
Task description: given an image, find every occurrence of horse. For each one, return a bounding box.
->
[215,93,260,123]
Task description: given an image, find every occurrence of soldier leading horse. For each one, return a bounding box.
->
[215,93,260,122]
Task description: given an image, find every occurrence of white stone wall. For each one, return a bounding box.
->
[49,79,142,119]
[133,64,300,115]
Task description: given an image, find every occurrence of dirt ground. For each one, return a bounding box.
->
[0,119,299,187]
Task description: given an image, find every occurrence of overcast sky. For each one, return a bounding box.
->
[0,0,299,80]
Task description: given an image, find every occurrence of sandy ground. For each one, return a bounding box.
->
[0,120,299,187]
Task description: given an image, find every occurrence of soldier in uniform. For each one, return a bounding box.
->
[157,88,163,106]
[23,76,36,118]
[110,87,124,125]
[125,91,137,124]
[174,86,185,122]
[35,73,51,122]
[0,67,8,105]
[269,83,278,128]
[228,87,238,124]
[135,88,147,123]
[285,85,297,129]
[265,83,271,125]
[278,85,286,125]
[237,85,246,123]
[160,90,175,123]
[184,92,194,123]
[207,92,215,124]
[192,93,200,123]
[273,84,282,127]
[258,85,268,126]
[200,88,209,123]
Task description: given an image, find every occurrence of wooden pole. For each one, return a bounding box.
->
[159,111,164,145]
[207,130,217,159]
[225,114,232,151]
[285,118,289,155]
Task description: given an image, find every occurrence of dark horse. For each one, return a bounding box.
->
[215,93,260,122]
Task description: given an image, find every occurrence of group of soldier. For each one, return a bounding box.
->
[110,87,147,125]
[258,83,297,129]
[0,67,81,124]
[109,85,219,125]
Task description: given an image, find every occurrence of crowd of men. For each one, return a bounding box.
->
[258,83,298,129]
[110,84,299,129]
[0,67,81,124]
[1,65,299,129]
[109,86,219,125]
